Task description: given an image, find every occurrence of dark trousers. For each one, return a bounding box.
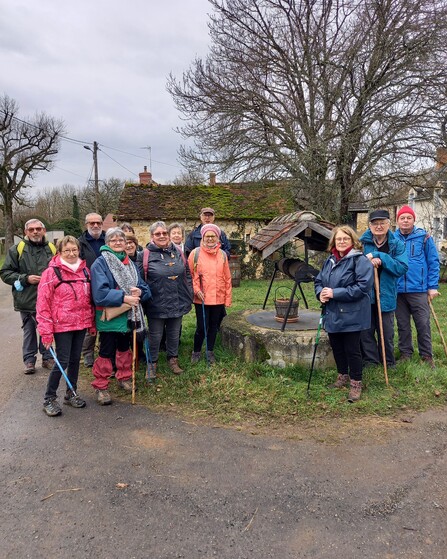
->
[328,331,363,381]
[44,329,86,400]
[360,305,395,367]
[147,317,183,362]
[396,292,432,358]
[21,311,52,364]
[193,304,225,353]
[98,331,131,359]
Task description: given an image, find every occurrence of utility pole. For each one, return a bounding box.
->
[84,141,99,212]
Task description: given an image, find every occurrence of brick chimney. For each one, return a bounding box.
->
[209,172,216,186]
[139,166,153,185]
[435,147,447,169]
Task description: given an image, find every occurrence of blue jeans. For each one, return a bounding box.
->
[21,311,52,364]
[147,317,183,362]
[44,329,86,400]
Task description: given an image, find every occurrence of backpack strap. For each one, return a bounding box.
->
[143,248,150,282]
[17,240,56,258]
[193,247,200,273]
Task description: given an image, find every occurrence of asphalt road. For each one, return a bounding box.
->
[1,280,446,559]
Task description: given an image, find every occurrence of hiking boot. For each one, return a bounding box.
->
[96,389,112,405]
[328,373,349,389]
[42,359,55,370]
[43,398,62,417]
[24,362,36,375]
[421,355,435,369]
[84,355,94,368]
[348,380,362,403]
[168,357,183,375]
[146,362,157,383]
[397,354,412,363]
[117,379,133,393]
[191,351,202,364]
[64,390,86,408]
[206,351,216,365]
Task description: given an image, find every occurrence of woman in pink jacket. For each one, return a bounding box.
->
[188,224,232,364]
[37,235,95,417]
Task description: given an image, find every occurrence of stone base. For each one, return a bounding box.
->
[221,310,335,369]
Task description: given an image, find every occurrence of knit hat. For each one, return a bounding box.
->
[201,223,221,238]
[125,232,138,246]
[396,205,416,220]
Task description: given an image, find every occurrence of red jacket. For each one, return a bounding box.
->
[188,244,232,307]
[37,255,95,344]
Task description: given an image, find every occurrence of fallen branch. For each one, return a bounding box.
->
[41,488,82,501]
[243,507,258,532]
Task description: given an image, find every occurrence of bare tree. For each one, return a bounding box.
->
[80,177,124,218]
[168,0,447,221]
[0,95,65,246]
[171,169,206,186]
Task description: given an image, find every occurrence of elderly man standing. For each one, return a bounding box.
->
[360,209,408,369]
[78,213,106,367]
[0,219,56,374]
[394,205,440,368]
[184,207,231,258]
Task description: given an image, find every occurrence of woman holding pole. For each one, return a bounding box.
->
[315,225,374,402]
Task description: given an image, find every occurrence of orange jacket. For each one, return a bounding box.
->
[188,244,232,307]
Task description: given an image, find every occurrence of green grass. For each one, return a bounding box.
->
[81,279,447,428]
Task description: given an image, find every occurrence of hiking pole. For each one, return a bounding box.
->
[374,268,389,386]
[49,346,77,396]
[202,300,209,367]
[306,306,324,397]
[144,336,155,382]
[132,307,137,404]
[429,299,447,358]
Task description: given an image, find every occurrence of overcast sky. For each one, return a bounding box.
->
[0,0,212,192]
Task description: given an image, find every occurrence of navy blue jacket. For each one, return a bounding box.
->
[360,229,408,312]
[184,225,231,258]
[394,227,439,293]
[314,249,374,333]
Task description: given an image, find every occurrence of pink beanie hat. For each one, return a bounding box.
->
[201,223,221,238]
[397,205,416,220]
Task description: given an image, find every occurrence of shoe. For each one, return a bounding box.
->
[96,389,112,405]
[117,379,133,393]
[397,354,412,363]
[328,373,349,389]
[168,357,183,375]
[348,380,362,403]
[84,358,94,368]
[42,359,55,370]
[191,351,201,364]
[146,362,157,383]
[421,356,435,369]
[64,390,86,408]
[206,351,216,365]
[24,362,36,375]
[43,398,62,417]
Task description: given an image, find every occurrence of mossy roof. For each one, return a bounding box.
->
[116,181,296,222]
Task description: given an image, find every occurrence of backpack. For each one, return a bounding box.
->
[17,240,56,258]
[52,266,90,299]
[191,247,227,273]
[142,246,187,282]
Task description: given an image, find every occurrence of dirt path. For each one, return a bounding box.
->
[0,281,446,558]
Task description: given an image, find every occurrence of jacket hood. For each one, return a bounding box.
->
[395,226,428,240]
[48,254,87,272]
[360,228,397,245]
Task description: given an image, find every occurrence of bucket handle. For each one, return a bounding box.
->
[274,286,299,302]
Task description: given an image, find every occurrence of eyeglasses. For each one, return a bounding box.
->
[61,249,79,254]
[204,235,217,239]
[109,238,125,244]
[370,221,388,228]
[87,221,102,226]
[335,237,351,243]
[153,232,168,237]
[27,227,43,232]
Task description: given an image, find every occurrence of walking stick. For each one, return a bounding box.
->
[49,346,78,396]
[132,308,137,404]
[306,307,324,396]
[374,268,389,386]
[429,299,447,358]
[199,274,209,367]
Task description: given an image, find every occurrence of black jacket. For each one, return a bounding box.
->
[78,230,106,269]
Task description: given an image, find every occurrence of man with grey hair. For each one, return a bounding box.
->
[0,219,56,374]
[78,212,106,367]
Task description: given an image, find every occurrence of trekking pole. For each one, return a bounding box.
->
[49,346,77,396]
[306,306,324,396]
[374,268,389,386]
[199,273,209,367]
[132,307,137,404]
[429,299,447,358]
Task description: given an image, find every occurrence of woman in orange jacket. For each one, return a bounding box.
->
[188,224,232,364]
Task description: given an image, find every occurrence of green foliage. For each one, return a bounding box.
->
[72,195,80,222]
[81,280,447,429]
[51,217,83,238]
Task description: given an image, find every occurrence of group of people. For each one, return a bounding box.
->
[315,206,440,402]
[0,207,232,416]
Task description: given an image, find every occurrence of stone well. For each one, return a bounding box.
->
[221,309,335,369]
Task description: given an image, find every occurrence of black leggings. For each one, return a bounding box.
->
[193,304,225,352]
[328,331,363,381]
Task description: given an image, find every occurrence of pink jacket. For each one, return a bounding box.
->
[188,244,232,306]
[37,255,95,344]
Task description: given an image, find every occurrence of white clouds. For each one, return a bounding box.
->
[0,0,211,189]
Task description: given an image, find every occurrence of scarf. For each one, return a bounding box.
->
[101,249,147,338]
[331,245,353,262]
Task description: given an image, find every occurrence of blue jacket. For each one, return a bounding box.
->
[315,249,374,333]
[394,227,439,293]
[360,229,408,312]
[184,224,231,258]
